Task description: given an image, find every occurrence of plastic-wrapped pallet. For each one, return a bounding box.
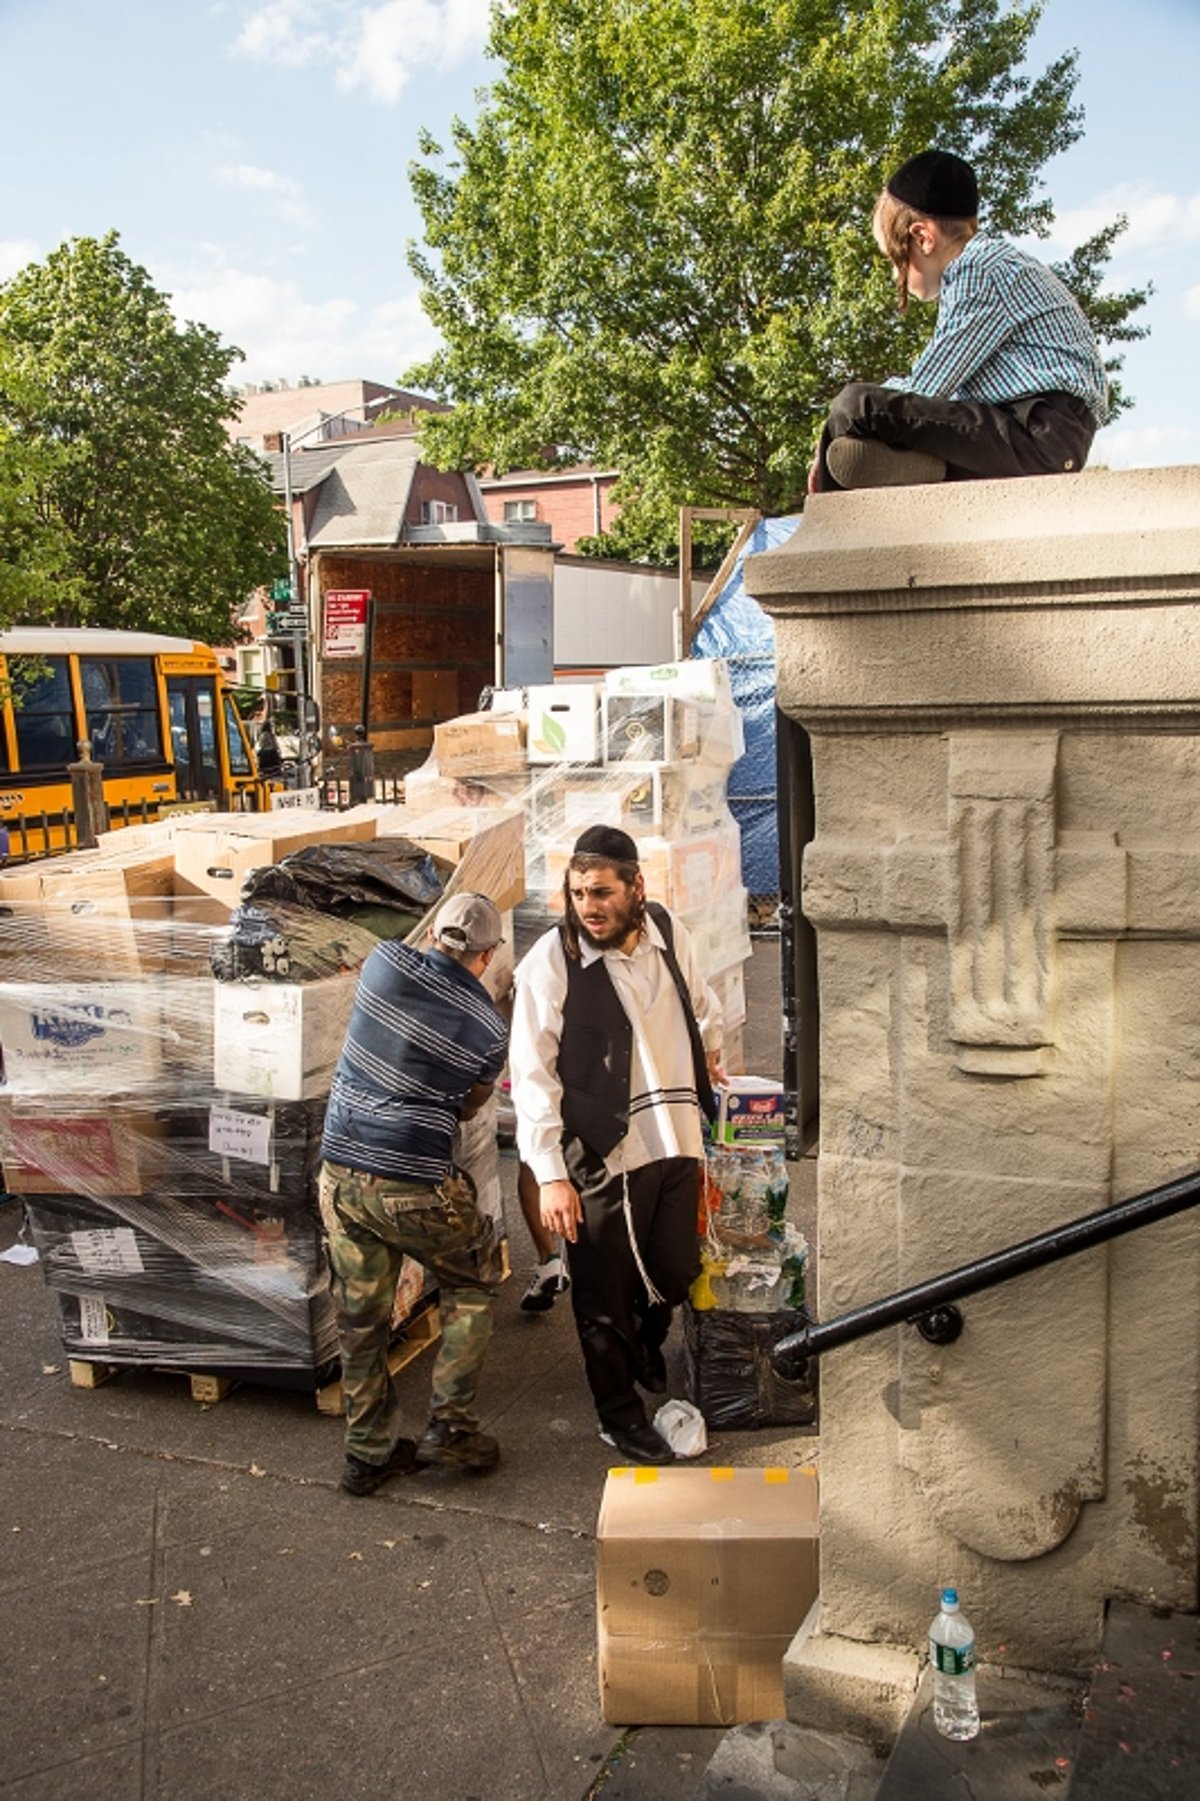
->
[0,798,522,1392]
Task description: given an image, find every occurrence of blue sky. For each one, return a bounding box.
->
[2,0,1197,469]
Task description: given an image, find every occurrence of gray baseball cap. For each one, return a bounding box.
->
[431,891,505,953]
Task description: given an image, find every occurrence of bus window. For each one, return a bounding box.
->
[82,657,163,766]
[10,656,76,771]
[223,692,252,777]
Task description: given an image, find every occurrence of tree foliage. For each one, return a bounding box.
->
[0,233,284,636]
[407,0,1148,529]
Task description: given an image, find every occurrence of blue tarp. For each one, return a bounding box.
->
[693,515,801,896]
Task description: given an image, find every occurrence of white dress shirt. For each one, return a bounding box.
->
[510,910,723,1187]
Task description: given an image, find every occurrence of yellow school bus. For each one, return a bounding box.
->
[0,628,272,856]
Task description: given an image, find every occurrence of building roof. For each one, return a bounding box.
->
[304,439,425,548]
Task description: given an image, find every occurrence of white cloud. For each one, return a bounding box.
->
[230,0,336,68]
[165,250,438,386]
[217,162,310,225]
[1043,184,1200,255]
[1089,420,1200,471]
[0,239,42,281]
[230,0,490,100]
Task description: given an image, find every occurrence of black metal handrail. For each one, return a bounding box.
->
[772,1167,1200,1375]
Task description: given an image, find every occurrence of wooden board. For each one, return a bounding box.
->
[68,1358,238,1404]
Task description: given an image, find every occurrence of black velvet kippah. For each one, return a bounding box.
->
[886,149,979,219]
[573,824,639,865]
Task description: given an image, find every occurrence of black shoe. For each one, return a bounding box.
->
[339,1436,419,1497]
[603,1420,676,1466]
[417,1421,500,1472]
[826,437,947,489]
[638,1347,667,1395]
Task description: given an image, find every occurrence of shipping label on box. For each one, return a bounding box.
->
[0,982,163,1094]
[596,1464,819,1726]
[213,971,358,1101]
[433,711,527,777]
[526,684,599,764]
[713,1076,788,1145]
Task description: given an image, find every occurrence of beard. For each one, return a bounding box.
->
[574,894,642,950]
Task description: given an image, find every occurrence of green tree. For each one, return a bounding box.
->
[0,233,284,637]
[407,0,1147,533]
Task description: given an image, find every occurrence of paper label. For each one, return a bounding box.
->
[70,1228,144,1276]
[78,1294,110,1344]
[209,1105,273,1167]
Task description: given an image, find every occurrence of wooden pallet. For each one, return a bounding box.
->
[68,1359,237,1405]
[315,1306,441,1418]
[64,1300,442,1414]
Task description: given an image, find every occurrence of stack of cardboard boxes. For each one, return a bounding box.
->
[410,660,753,1073]
[0,802,524,1390]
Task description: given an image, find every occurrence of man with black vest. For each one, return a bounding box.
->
[509,825,723,1464]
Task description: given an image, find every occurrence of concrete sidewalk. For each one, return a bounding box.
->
[1,939,816,1801]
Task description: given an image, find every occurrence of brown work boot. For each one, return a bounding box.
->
[417,1421,500,1473]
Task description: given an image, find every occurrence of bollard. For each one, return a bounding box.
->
[348,725,375,806]
[69,740,109,847]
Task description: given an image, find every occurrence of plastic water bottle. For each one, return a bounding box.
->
[929,1587,980,1740]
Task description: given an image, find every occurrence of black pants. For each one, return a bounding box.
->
[815,384,1096,491]
[562,1144,701,1432]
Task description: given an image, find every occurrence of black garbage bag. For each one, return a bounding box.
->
[682,1301,819,1431]
[241,838,443,917]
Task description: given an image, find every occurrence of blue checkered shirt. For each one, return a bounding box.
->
[886,233,1110,426]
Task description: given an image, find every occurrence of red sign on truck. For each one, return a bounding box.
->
[322,590,371,660]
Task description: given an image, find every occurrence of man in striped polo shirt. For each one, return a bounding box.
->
[319,891,508,1496]
[811,148,1110,492]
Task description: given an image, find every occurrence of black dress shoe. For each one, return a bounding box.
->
[638,1347,667,1394]
[604,1420,676,1465]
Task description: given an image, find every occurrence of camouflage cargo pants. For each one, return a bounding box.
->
[319,1160,503,1464]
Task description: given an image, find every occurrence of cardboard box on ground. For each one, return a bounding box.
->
[596,1464,820,1726]
[0,795,525,1389]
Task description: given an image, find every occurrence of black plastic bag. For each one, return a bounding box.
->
[682,1301,819,1431]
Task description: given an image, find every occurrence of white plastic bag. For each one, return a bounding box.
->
[654,1397,708,1458]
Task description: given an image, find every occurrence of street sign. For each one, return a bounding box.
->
[270,578,294,602]
[323,589,371,659]
[267,610,308,634]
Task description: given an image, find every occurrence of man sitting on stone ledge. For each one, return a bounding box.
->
[809,148,1110,493]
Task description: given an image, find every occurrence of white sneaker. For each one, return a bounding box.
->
[520,1254,570,1313]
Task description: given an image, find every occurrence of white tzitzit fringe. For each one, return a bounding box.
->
[621,1170,665,1305]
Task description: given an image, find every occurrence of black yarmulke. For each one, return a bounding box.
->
[573,824,639,865]
[886,150,979,219]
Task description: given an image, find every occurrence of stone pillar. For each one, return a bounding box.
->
[746,467,1200,1730]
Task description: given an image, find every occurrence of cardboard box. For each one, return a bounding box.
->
[212,970,359,1101]
[596,1464,819,1726]
[0,981,164,1094]
[434,711,526,777]
[711,962,747,1031]
[172,811,377,906]
[604,659,734,706]
[526,683,600,764]
[712,1076,788,1145]
[374,804,526,915]
[679,886,752,981]
[603,693,699,767]
[0,1099,158,1197]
